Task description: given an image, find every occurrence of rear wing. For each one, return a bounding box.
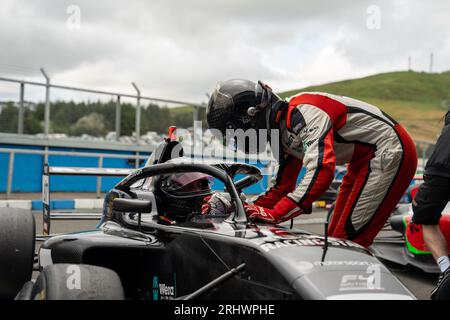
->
[42,163,133,235]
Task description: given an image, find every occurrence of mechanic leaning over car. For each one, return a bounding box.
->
[206,79,417,248]
[411,110,450,299]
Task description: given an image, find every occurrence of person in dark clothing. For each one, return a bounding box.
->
[412,111,450,299]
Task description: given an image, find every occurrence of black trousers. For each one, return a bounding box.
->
[412,175,450,225]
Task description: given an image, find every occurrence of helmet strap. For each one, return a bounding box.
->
[247,80,272,117]
[268,99,287,130]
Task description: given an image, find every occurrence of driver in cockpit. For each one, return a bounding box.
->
[157,172,233,222]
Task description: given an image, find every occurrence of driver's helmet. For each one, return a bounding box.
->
[206,79,284,154]
[157,172,213,221]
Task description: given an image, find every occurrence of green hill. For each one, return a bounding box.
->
[279,71,450,141]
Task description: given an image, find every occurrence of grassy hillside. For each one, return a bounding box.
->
[279,71,450,141]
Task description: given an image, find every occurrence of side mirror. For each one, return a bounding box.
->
[234,176,259,193]
[113,198,152,213]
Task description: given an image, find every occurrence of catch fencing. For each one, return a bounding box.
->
[0,71,205,143]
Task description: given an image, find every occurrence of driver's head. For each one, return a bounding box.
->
[158,172,213,221]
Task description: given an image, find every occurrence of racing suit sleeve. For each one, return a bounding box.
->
[245,104,336,224]
[253,155,303,209]
[286,105,336,209]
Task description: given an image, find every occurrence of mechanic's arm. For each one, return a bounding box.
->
[253,155,303,209]
[246,106,336,223]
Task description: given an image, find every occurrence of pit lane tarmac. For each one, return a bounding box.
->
[33,208,436,300]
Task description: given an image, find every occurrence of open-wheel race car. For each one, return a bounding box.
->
[1,130,420,300]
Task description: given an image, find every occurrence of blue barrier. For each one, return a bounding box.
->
[0,144,43,192]
[0,144,147,193]
[31,199,75,210]
[0,143,290,195]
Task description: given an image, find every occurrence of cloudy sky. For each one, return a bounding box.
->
[0,0,449,104]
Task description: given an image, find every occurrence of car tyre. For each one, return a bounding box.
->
[0,208,35,299]
[30,264,125,300]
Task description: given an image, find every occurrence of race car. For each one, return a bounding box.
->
[1,130,420,300]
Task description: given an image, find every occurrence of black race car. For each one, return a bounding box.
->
[1,135,418,300]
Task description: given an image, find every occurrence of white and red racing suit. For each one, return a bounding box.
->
[251,92,418,247]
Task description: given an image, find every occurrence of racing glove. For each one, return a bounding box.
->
[245,196,310,224]
[201,193,233,216]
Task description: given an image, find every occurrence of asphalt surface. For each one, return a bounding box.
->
[32,208,437,300]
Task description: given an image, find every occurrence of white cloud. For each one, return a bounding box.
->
[0,0,449,104]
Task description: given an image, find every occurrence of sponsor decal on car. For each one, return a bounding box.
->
[152,274,177,300]
[295,260,380,272]
[313,260,379,267]
[42,169,50,235]
[339,264,384,291]
[258,237,362,252]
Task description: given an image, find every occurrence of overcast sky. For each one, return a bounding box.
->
[0,0,449,104]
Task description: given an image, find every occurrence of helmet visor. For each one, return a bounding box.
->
[163,172,213,196]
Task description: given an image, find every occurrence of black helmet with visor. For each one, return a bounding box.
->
[206,79,286,154]
[157,172,213,221]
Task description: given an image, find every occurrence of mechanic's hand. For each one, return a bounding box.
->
[244,204,279,223]
[201,193,233,216]
[244,197,307,224]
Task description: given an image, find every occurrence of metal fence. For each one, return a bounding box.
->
[0,70,206,143]
[0,145,277,200]
[0,147,148,199]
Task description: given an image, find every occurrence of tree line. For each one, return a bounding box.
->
[0,100,205,136]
